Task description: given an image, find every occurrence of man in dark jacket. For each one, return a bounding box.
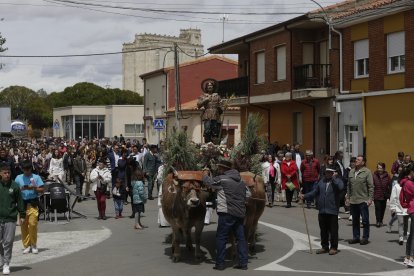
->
[0,163,26,275]
[73,151,87,201]
[203,159,248,271]
[143,145,158,200]
[300,167,344,255]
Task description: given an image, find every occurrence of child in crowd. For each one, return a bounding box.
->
[388,165,404,232]
[389,165,409,245]
[132,169,147,229]
[112,178,126,218]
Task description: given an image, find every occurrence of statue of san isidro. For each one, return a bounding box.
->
[197,78,223,144]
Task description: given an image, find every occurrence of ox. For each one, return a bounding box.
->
[241,172,266,253]
[162,171,209,262]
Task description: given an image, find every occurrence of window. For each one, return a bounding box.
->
[276,45,286,81]
[256,51,265,84]
[354,39,369,78]
[125,124,144,135]
[387,32,405,73]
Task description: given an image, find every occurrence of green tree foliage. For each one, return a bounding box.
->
[48,82,142,107]
[0,82,143,130]
[0,32,7,70]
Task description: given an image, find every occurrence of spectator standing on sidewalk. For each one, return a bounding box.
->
[73,151,87,202]
[15,160,45,255]
[143,145,158,200]
[389,168,408,245]
[300,150,320,209]
[0,163,26,275]
[346,155,374,245]
[373,162,391,227]
[300,167,344,255]
[90,159,112,220]
[400,164,414,267]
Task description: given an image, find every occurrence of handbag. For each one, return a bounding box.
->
[99,182,108,193]
[285,181,296,191]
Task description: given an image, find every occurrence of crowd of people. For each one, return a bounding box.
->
[262,141,414,268]
[2,135,414,273]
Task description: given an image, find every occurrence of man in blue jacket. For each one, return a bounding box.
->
[300,167,344,255]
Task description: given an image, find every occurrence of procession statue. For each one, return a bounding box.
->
[197,78,223,144]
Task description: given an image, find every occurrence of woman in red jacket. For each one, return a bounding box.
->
[281,152,299,208]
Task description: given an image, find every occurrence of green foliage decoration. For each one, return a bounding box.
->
[231,113,266,175]
[162,129,200,174]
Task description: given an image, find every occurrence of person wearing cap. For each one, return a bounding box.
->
[300,166,344,255]
[143,145,158,200]
[202,159,248,271]
[0,163,26,275]
[14,160,44,255]
[90,159,112,220]
[300,150,320,209]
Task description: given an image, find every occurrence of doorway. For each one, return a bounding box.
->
[344,125,359,167]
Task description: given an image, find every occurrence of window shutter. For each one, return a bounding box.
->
[354,39,369,60]
[256,52,265,83]
[388,32,405,57]
[277,46,286,80]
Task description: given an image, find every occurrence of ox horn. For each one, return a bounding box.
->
[173,179,179,186]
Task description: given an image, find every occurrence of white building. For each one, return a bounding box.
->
[122,28,204,95]
[53,105,144,140]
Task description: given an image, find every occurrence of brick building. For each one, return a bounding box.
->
[209,16,338,161]
[323,0,414,170]
[210,0,414,169]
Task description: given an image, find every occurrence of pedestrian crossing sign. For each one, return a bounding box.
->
[153,119,165,130]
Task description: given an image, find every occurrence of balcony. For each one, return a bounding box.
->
[293,64,333,100]
[294,64,331,89]
[218,76,248,98]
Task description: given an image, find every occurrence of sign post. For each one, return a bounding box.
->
[153,119,165,146]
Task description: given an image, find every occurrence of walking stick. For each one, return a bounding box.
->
[301,195,313,254]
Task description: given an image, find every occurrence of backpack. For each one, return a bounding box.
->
[400,186,409,209]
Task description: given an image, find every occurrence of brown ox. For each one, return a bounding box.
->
[240,172,266,253]
[162,171,209,262]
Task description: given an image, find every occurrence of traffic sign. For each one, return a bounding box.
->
[153,119,165,130]
[53,119,60,130]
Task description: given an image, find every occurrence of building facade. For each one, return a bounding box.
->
[122,29,204,95]
[140,55,238,145]
[53,105,144,140]
[328,0,414,170]
[209,16,338,161]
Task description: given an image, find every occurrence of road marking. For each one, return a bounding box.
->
[256,221,412,275]
[11,227,111,266]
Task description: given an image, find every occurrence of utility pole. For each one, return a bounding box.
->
[174,43,180,129]
[221,14,228,43]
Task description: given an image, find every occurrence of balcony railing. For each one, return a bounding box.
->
[218,76,248,98]
[294,64,331,89]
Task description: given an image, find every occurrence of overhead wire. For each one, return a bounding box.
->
[43,0,282,25]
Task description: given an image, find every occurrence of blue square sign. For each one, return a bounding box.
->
[153,119,165,130]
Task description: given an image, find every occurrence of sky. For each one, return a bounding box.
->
[0,0,336,93]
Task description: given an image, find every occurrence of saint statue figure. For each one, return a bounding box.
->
[197,79,223,144]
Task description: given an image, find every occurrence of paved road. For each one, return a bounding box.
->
[8,196,412,276]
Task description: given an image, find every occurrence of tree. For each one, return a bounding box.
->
[0,32,7,70]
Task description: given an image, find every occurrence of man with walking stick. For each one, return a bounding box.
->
[300,167,344,255]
